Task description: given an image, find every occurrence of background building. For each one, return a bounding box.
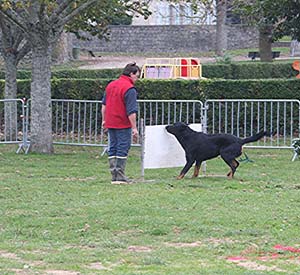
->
[132,0,216,25]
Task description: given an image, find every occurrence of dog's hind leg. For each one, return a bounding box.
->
[220,145,242,178]
[221,155,240,179]
[192,160,202,178]
[225,159,239,178]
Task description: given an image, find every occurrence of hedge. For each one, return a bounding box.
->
[0,68,122,81]
[137,79,300,100]
[202,62,298,79]
[0,79,110,100]
[1,78,299,101]
[0,61,297,80]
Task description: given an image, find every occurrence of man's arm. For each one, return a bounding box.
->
[101,93,106,129]
[101,104,106,129]
[128,113,138,139]
[125,88,138,140]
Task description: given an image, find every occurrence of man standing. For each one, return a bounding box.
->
[101,63,140,184]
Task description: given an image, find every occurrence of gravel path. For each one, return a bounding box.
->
[78,53,294,70]
[78,55,244,70]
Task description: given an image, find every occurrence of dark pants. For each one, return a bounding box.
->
[108,128,131,157]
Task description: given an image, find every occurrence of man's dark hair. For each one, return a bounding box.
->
[122,62,140,76]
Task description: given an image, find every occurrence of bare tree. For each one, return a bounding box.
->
[0,0,97,153]
[0,0,150,152]
[51,31,73,64]
[0,15,30,139]
[215,0,227,56]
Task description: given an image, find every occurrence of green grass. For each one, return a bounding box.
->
[279,36,292,42]
[1,145,300,274]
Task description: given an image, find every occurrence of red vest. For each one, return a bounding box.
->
[105,75,134,128]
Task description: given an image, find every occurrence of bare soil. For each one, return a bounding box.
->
[77,55,233,70]
[77,52,294,70]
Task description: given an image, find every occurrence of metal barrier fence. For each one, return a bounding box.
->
[137,100,203,126]
[51,99,105,146]
[204,99,300,148]
[0,99,27,151]
[9,99,203,152]
[1,98,299,153]
[49,99,204,147]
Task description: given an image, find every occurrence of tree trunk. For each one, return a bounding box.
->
[52,31,73,64]
[29,45,54,153]
[4,54,18,140]
[215,0,228,56]
[259,25,273,62]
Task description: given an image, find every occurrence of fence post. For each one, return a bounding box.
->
[140,118,145,179]
[202,103,209,175]
[16,98,30,154]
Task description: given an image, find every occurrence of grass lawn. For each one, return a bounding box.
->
[0,145,300,274]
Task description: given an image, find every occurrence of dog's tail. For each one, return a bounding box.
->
[241,130,269,145]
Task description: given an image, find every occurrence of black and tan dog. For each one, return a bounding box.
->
[165,122,268,179]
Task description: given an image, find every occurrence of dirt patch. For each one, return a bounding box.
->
[165,241,202,248]
[227,256,286,272]
[77,55,222,70]
[0,250,19,260]
[45,271,80,275]
[206,238,237,245]
[10,269,32,275]
[235,260,286,272]
[89,262,109,270]
[79,56,148,69]
[64,176,96,182]
[77,53,294,70]
[287,258,300,265]
[127,245,152,252]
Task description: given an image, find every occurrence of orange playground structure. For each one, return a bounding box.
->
[141,58,203,79]
[292,60,300,78]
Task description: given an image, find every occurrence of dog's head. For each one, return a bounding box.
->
[165,122,189,135]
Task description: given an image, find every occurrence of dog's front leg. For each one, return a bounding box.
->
[177,174,185,180]
[177,160,194,179]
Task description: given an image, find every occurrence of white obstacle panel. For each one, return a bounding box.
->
[144,124,202,169]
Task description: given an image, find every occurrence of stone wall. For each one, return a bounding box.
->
[73,25,259,53]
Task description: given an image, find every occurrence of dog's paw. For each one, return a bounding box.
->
[227,171,233,179]
[176,174,184,180]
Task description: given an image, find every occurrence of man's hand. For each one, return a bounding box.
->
[132,128,138,142]
[102,121,107,133]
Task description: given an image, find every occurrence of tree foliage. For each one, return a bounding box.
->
[0,0,96,153]
[0,0,151,153]
[65,0,151,40]
[231,0,300,61]
[232,0,300,41]
[164,0,215,24]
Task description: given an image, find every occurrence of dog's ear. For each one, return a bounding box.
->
[173,122,183,127]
